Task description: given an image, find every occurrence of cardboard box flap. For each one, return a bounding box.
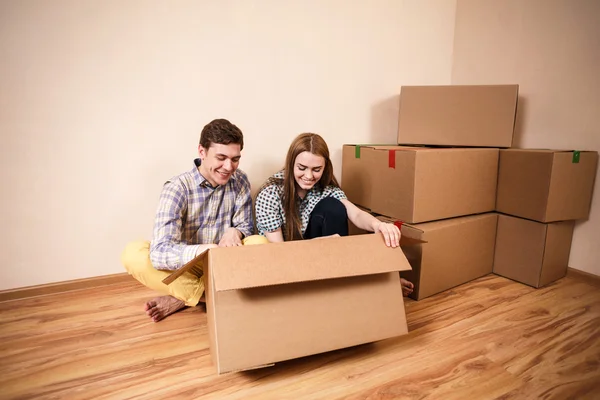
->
[356,145,399,150]
[343,144,399,153]
[379,147,498,154]
[368,145,422,150]
[502,149,555,154]
[503,148,595,154]
[404,213,493,233]
[210,234,411,292]
[344,144,420,159]
[162,251,208,286]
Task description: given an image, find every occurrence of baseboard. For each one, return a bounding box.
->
[0,273,134,303]
[567,267,600,288]
[3,268,595,303]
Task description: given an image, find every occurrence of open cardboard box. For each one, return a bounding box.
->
[164,234,418,374]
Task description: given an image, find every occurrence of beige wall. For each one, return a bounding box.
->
[0,0,457,290]
[4,0,596,290]
[452,0,600,276]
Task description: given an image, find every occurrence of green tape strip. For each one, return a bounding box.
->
[573,151,580,163]
[353,144,396,159]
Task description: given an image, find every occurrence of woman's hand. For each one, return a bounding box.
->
[374,222,401,248]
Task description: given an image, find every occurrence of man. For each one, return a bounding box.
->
[121,119,267,322]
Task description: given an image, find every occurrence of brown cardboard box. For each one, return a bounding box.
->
[341,144,400,209]
[367,213,498,300]
[496,149,598,222]
[400,213,498,300]
[493,214,575,288]
[397,84,519,148]
[369,147,498,223]
[166,235,411,374]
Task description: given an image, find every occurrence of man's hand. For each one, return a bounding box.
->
[218,227,243,247]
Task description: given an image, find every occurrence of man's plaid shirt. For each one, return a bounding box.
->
[149,159,253,270]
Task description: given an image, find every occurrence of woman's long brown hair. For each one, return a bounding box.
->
[277,133,340,240]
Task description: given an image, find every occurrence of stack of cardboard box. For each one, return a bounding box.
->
[494,149,597,287]
[342,85,598,299]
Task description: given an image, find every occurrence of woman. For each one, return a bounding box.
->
[255,133,414,296]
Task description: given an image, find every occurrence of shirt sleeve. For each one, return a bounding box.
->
[230,172,254,238]
[149,179,201,270]
[328,186,347,201]
[255,184,284,234]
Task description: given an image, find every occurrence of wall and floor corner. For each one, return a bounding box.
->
[1,0,598,291]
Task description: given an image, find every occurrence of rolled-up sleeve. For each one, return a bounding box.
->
[255,184,284,234]
[329,186,347,201]
[231,173,254,238]
[149,180,201,270]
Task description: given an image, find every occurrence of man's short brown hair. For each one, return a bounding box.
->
[199,119,244,150]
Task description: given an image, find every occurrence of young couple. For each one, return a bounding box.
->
[122,119,414,322]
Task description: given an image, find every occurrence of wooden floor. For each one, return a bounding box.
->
[1,272,599,400]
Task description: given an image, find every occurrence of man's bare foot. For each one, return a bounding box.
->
[144,295,186,322]
[401,278,414,297]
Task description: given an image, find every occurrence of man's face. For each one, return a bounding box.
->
[198,143,242,187]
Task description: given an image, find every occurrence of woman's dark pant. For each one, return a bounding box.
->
[304,197,348,239]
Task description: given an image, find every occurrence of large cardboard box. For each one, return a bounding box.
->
[341,144,398,209]
[493,214,575,288]
[496,149,598,222]
[369,147,499,223]
[166,235,411,374]
[400,213,498,300]
[397,84,519,148]
[363,213,498,300]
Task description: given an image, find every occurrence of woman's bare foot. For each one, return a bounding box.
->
[144,295,186,322]
[401,278,414,297]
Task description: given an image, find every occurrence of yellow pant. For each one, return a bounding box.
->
[121,235,269,306]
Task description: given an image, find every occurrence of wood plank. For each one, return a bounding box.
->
[0,271,598,399]
[0,273,134,303]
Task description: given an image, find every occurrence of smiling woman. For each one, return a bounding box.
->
[255,133,414,296]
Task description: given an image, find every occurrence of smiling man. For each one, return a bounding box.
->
[121,119,266,322]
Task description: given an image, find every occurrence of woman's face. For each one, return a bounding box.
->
[293,151,325,194]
